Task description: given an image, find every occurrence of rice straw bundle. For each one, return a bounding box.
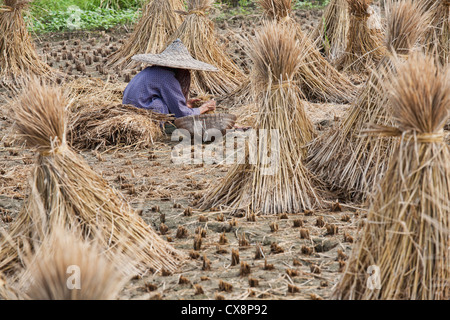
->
[200,22,321,215]
[311,0,349,61]
[333,53,450,300]
[258,0,355,104]
[307,0,430,201]
[336,0,385,73]
[169,0,245,96]
[0,79,182,275]
[0,0,54,83]
[22,225,130,300]
[107,0,184,69]
[421,0,449,65]
[69,103,169,150]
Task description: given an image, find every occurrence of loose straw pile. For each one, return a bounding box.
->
[333,53,450,300]
[169,0,245,96]
[0,0,54,84]
[336,0,385,73]
[0,79,182,275]
[312,0,349,61]
[107,0,184,69]
[307,0,431,201]
[65,78,169,150]
[200,21,321,215]
[69,104,168,150]
[259,0,356,104]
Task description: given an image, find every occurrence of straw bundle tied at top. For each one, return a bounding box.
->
[21,224,130,300]
[334,53,450,300]
[169,0,245,96]
[307,0,431,201]
[312,0,349,61]
[0,79,182,275]
[336,0,385,73]
[108,0,184,69]
[258,0,355,104]
[200,21,322,215]
[0,0,54,84]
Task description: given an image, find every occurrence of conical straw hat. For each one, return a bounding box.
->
[132,39,218,72]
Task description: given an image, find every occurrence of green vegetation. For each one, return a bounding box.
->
[24,0,328,34]
[27,7,140,33]
[294,0,329,9]
[25,0,141,33]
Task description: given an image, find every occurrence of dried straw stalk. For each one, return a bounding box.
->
[258,0,355,104]
[64,78,169,150]
[107,0,184,69]
[0,79,182,275]
[0,0,54,83]
[307,0,431,201]
[22,224,130,300]
[336,0,385,73]
[333,53,450,300]
[169,0,245,96]
[200,22,321,215]
[311,0,349,61]
[69,103,168,151]
[0,273,20,300]
[421,0,450,65]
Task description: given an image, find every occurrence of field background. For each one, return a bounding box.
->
[0,0,369,300]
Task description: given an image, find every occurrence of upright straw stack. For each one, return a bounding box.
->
[0,0,54,83]
[22,225,129,300]
[0,79,182,275]
[169,0,245,96]
[258,0,355,104]
[200,21,321,215]
[333,53,450,300]
[336,0,385,73]
[421,0,449,65]
[312,0,349,61]
[307,0,430,201]
[108,0,184,69]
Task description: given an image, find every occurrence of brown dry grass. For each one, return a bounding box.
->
[107,0,184,69]
[0,78,182,276]
[307,0,431,201]
[200,21,322,215]
[22,225,130,300]
[311,0,349,61]
[0,1,54,83]
[333,53,450,300]
[336,0,385,73]
[169,0,245,96]
[259,0,356,104]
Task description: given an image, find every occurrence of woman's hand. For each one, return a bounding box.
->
[199,100,216,114]
[187,98,201,109]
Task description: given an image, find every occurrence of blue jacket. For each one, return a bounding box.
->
[123,66,200,118]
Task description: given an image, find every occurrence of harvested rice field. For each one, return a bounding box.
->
[0,0,449,302]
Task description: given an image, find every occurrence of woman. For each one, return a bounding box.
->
[123,39,217,118]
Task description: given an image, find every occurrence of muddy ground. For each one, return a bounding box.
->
[1,6,375,300]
